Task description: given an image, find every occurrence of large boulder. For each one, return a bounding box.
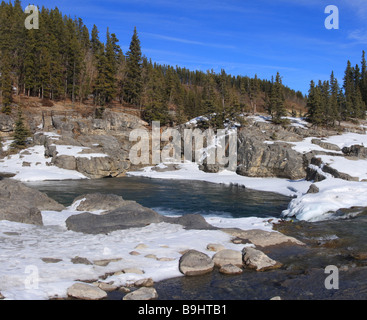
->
[65,201,164,234]
[179,250,214,276]
[0,179,65,225]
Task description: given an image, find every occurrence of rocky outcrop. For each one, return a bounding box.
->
[33,110,148,178]
[179,250,215,276]
[0,179,65,225]
[236,128,307,180]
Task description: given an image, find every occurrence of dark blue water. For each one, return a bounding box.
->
[26,176,291,219]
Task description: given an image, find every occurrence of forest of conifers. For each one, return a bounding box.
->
[0,1,306,125]
[0,1,366,127]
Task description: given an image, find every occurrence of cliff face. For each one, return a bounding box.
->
[35,109,148,179]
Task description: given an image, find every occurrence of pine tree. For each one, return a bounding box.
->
[342,61,354,120]
[268,72,286,124]
[329,71,341,126]
[1,50,13,114]
[124,27,142,106]
[11,109,30,149]
[306,80,324,126]
[361,50,367,107]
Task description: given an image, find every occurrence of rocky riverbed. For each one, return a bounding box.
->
[0,178,308,300]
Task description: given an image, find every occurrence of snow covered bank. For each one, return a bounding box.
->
[128,162,311,198]
[0,134,109,181]
[282,178,367,222]
[0,144,87,181]
[0,206,272,300]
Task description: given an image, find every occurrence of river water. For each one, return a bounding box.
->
[26,177,367,300]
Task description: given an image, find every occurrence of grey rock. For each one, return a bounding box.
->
[212,249,243,267]
[0,179,65,225]
[179,250,214,276]
[242,247,281,272]
[67,283,107,300]
[322,164,359,181]
[221,228,304,247]
[307,184,320,194]
[0,113,14,132]
[163,214,217,230]
[311,139,341,152]
[219,264,243,275]
[52,155,77,170]
[71,256,93,265]
[123,287,158,300]
[65,201,163,234]
[134,278,154,287]
[236,131,306,180]
[71,193,126,212]
[342,145,367,159]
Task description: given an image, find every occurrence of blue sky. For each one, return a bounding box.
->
[30,0,367,94]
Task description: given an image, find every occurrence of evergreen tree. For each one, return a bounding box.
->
[361,50,367,106]
[124,27,142,106]
[11,109,30,149]
[329,71,341,125]
[343,61,354,120]
[1,50,13,114]
[268,72,286,124]
[306,80,324,126]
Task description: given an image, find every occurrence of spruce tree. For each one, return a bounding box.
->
[124,27,142,106]
[11,109,30,149]
[306,80,324,126]
[329,71,341,126]
[361,51,367,107]
[268,72,286,124]
[1,50,13,114]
